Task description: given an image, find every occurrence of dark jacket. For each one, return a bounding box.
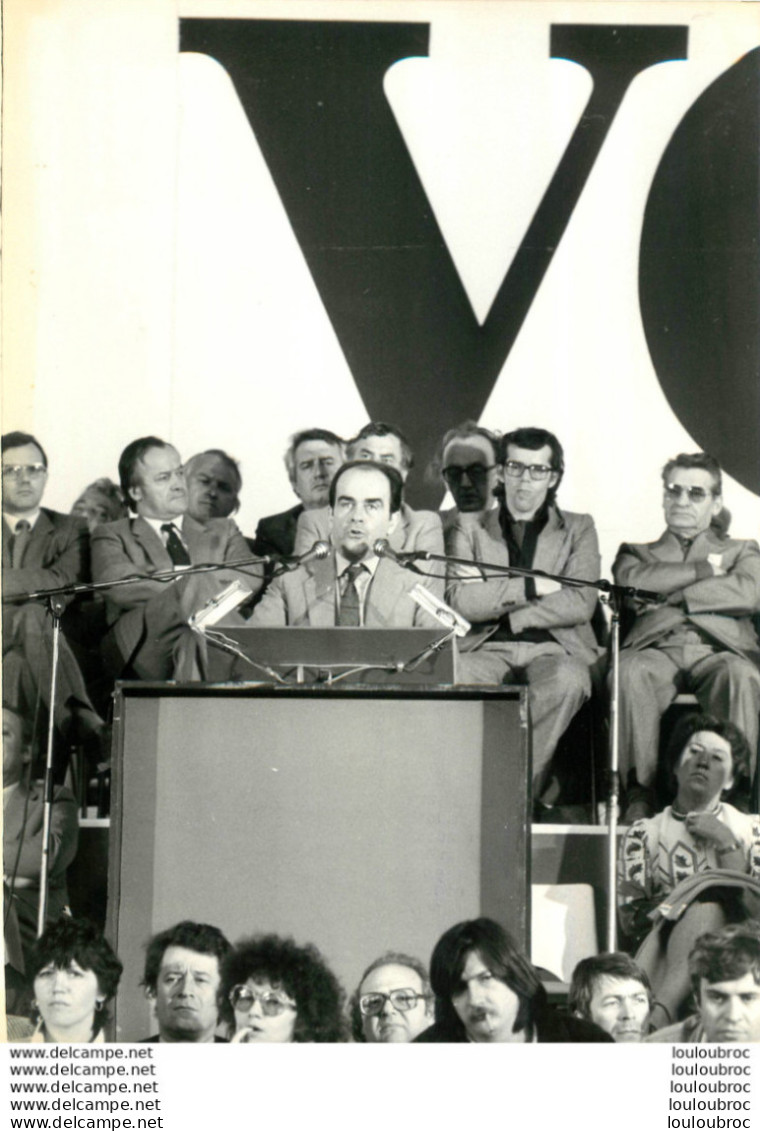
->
[414,1009,613,1043]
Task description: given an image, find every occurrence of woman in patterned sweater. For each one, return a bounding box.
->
[619,714,760,1031]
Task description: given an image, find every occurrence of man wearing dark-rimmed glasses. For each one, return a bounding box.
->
[446,426,602,817]
[613,451,760,821]
[2,430,104,750]
[350,951,433,1042]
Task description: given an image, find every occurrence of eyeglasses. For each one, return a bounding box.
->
[229,985,296,1016]
[664,484,712,503]
[2,463,47,480]
[442,464,496,486]
[359,989,429,1016]
[503,460,553,481]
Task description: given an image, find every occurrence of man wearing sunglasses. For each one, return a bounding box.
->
[447,427,602,816]
[614,452,760,821]
[2,430,105,749]
[350,951,433,1042]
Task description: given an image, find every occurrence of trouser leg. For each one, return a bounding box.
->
[616,647,680,788]
[523,653,591,797]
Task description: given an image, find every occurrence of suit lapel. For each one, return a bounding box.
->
[366,558,411,627]
[22,510,55,568]
[304,555,337,626]
[532,508,567,573]
[131,517,173,570]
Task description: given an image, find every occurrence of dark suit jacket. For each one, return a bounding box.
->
[446,505,602,664]
[2,509,89,600]
[250,553,439,628]
[91,513,262,662]
[613,528,760,661]
[4,781,79,934]
[252,504,304,559]
[414,1009,613,1043]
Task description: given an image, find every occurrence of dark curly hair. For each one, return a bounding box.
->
[349,951,431,1042]
[665,713,752,799]
[29,918,123,1037]
[221,934,348,1042]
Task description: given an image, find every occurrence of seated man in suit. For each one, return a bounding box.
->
[613,452,760,821]
[142,920,232,1043]
[2,431,103,743]
[184,449,242,524]
[437,420,502,547]
[295,422,444,594]
[2,704,79,961]
[447,427,602,811]
[252,461,438,628]
[251,428,344,559]
[91,436,264,681]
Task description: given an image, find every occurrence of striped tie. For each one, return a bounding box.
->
[338,563,364,626]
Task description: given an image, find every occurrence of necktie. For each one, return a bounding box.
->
[338,563,364,626]
[161,523,191,566]
[11,519,31,568]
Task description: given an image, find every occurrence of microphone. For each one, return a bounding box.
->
[372,539,426,566]
[296,540,330,565]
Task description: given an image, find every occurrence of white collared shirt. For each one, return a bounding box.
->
[3,510,40,533]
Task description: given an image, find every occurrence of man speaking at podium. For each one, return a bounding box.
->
[251,461,438,628]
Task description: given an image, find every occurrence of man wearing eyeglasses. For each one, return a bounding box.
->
[2,430,104,744]
[447,427,602,816]
[614,452,760,821]
[350,952,433,1042]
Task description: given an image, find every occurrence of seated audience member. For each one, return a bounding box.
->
[350,951,433,1043]
[252,429,344,559]
[91,436,263,680]
[222,933,347,1042]
[647,921,760,1043]
[251,461,438,628]
[435,421,502,543]
[3,705,79,960]
[619,715,760,1030]
[2,431,104,745]
[71,478,127,532]
[446,428,603,812]
[21,918,122,1043]
[613,452,760,821]
[295,423,444,594]
[414,917,612,1042]
[142,920,232,1043]
[184,449,242,523]
[568,952,652,1042]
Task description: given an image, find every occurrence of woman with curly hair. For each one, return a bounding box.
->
[221,933,347,1042]
[26,918,123,1043]
[619,714,760,1030]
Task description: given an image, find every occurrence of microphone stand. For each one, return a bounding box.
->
[390,547,664,950]
[4,554,272,938]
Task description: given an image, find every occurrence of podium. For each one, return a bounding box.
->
[202,626,457,685]
[107,682,531,1041]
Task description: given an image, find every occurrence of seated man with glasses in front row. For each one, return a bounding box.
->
[445,426,603,819]
[612,452,760,822]
[350,951,433,1043]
